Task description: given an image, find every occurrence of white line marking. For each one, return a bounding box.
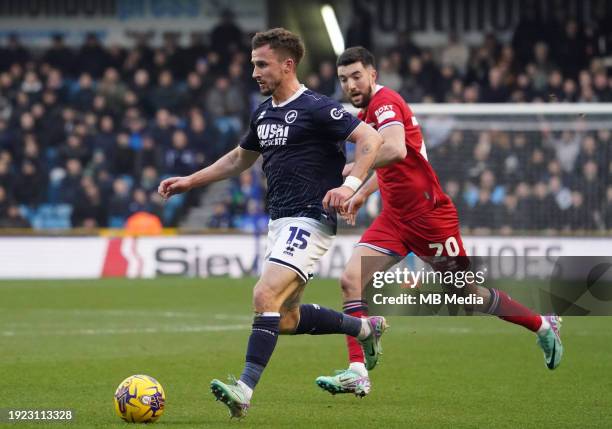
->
[1,324,250,337]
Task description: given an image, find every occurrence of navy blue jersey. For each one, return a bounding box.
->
[240,86,360,229]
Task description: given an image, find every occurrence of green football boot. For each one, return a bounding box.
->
[536,315,563,370]
[316,369,371,397]
[359,316,389,371]
[210,376,250,419]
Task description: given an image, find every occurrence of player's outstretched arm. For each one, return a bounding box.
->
[323,122,382,210]
[158,147,260,199]
[372,124,407,168]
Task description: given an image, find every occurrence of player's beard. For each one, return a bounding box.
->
[258,77,280,96]
[349,85,373,108]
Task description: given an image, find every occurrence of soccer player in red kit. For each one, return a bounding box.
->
[315,47,563,397]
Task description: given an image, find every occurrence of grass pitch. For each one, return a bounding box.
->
[1,278,611,428]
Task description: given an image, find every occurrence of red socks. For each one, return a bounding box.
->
[343,300,368,363]
[486,288,542,332]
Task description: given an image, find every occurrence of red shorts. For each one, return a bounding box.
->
[359,201,469,270]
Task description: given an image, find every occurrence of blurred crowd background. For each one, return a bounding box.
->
[0,9,610,234]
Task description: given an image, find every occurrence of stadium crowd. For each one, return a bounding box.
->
[0,11,610,233]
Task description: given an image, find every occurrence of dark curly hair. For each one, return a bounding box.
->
[336,46,376,68]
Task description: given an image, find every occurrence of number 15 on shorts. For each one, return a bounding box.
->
[287,226,311,249]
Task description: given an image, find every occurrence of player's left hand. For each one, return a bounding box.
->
[322,186,355,212]
[339,192,366,225]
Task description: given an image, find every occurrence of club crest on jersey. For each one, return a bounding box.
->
[284,110,298,124]
[374,104,396,124]
[257,123,289,147]
[330,107,346,120]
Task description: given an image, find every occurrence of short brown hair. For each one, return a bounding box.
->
[251,28,305,64]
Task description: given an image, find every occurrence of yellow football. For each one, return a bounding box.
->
[113,375,165,423]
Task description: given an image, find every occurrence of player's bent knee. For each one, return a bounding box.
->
[252,284,283,313]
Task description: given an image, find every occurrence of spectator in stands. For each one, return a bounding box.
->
[43,34,74,76]
[0,203,30,228]
[13,160,46,207]
[183,71,206,112]
[470,189,496,233]
[555,19,587,79]
[129,188,150,215]
[204,76,244,146]
[318,61,338,97]
[187,109,218,165]
[108,177,131,226]
[391,31,421,66]
[0,158,13,191]
[496,193,522,234]
[545,69,564,102]
[149,108,175,149]
[131,68,154,115]
[576,160,603,215]
[440,32,469,76]
[0,34,30,69]
[529,42,556,93]
[138,166,160,194]
[376,56,402,92]
[135,135,163,173]
[208,202,233,229]
[481,66,511,102]
[71,180,106,227]
[58,134,90,167]
[400,56,427,102]
[532,181,559,231]
[515,182,533,230]
[0,184,9,217]
[593,70,612,101]
[110,132,135,176]
[605,186,612,229]
[75,33,108,79]
[547,130,581,174]
[566,191,596,230]
[210,9,244,66]
[58,158,83,205]
[150,69,182,112]
[164,129,201,176]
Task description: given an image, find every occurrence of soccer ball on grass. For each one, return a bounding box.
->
[113,375,165,423]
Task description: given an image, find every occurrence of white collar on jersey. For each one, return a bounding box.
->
[272,84,308,108]
[373,84,384,95]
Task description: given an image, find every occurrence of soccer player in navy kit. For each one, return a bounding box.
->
[158,29,387,418]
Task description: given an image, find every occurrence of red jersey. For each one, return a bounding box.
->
[358,86,449,221]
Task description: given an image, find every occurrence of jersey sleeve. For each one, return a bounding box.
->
[238,115,261,153]
[369,93,406,131]
[313,98,360,141]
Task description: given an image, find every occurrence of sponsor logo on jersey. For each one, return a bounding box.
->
[284,110,298,124]
[330,107,346,120]
[257,123,289,147]
[374,104,396,124]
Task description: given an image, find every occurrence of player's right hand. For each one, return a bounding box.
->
[340,193,366,226]
[158,176,192,200]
